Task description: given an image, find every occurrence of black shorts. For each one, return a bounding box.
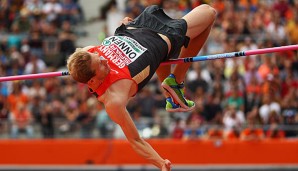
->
[125,5,189,60]
[113,5,189,92]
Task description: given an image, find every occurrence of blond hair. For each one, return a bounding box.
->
[67,48,95,83]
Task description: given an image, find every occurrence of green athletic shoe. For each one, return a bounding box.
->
[162,74,195,111]
[165,97,194,112]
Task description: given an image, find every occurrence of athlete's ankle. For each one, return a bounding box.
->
[169,73,184,84]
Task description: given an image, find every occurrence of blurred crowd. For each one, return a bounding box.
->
[0,0,298,140]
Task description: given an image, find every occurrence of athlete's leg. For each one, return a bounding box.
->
[156,64,184,112]
[161,5,216,111]
[156,5,216,85]
[156,64,171,95]
[174,4,216,83]
[156,35,210,104]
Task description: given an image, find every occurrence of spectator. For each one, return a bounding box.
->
[171,118,185,139]
[204,94,223,123]
[283,114,298,138]
[184,110,205,140]
[0,49,9,69]
[161,0,183,19]
[7,46,25,72]
[258,54,279,82]
[0,0,11,32]
[7,24,23,50]
[7,82,29,112]
[282,97,297,123]
[96,103,115,138]
[42,22,60,67]
[0,94,9,134]
[76,101,95,138]
[26,80,46,100]
[259,94,281,124]
[0,69,10,97]
[240,115,265,141]
[105,1,125,36]
[136,87,157,118]
[60,0,80,25]
[99,0,117,20]
[60,77,78,98]
[28,30,44,59]
[223,105,246,133]
[24,54,47,75]
[244,57,262,86]
[20,38,31,63]
[131,106,151,134]
[24,0,44,20]
[225,84,245,112]
[225,126,240,140]
[224,38,245,79]
[282,95,298,138]
[42,0,62,25]
[244,64,262,112]
[9,102,34,138]
[150,114,169,138]
[273,0,289,19]
[40,103,55,138]
[265,13,286,41]
[28,95,43,122]
[125,0,145,18]
[281,70,298,98]
[206,127,224,140]
[12,8,31,33]
[266,123,285,139]
[240,37,258,66]
[186,62,209,95]
[286,16,298,44]
[58,20,76,66]
[59,96,79,136]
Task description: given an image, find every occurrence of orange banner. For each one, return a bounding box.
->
[0,139,297,165]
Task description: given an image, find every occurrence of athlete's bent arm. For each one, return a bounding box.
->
[103,82,171,171]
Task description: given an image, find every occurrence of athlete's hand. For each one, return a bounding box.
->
[120,17,133,25]
[161,159,172,171]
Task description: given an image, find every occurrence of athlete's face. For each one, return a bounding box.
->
[87,52,110,86]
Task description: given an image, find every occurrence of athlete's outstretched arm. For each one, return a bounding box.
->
[103,81,171,171]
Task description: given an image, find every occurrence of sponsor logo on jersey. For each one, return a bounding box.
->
[99,36,147,68]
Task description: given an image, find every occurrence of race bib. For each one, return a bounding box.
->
[99,36,147,68]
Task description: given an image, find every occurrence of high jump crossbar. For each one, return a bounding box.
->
[0,44,297,82]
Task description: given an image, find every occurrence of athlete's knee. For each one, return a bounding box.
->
[206,5,217,18]
[195,4,217,21]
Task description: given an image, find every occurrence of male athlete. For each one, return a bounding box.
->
[67,4,216,171]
